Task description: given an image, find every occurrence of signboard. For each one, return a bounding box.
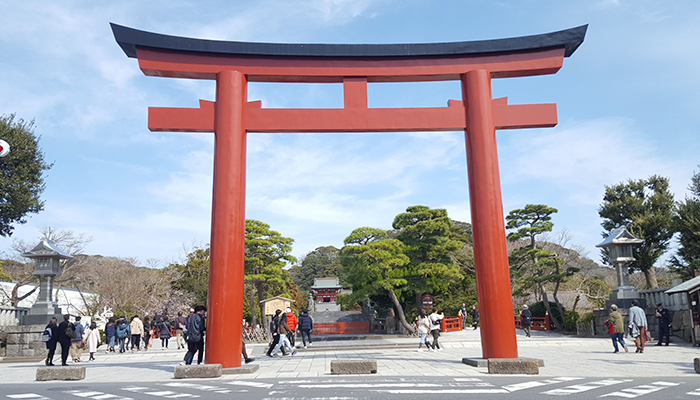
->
[0,140,9,157]
[421,294,433,310]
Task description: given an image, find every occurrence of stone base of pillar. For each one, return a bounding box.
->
[463,357,544,374]
[3,324,47,358]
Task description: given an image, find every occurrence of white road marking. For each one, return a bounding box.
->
[503,377,584,392]
[599,381,681,398]
[226,381,274,389]
[63,391,129,400]
[542,379,633,395]
[372,389,509,394]
[7,395,50,400]
[453,378,484,382]
[688,388,700,396]
[162,383,231,394]
[121,387,198,398]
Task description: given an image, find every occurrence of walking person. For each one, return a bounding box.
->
[606,304,628,353]
[428,308,444,351]
[629,300,648,353]
[84,322,101,362]
[57,314,74,366]
[655,302,671,346]
[105,317,116,353]
[43,317,59,366]
[158,316,172,349]
[286,307,298,348]
[470,304,479,330]
[142,316,153,351]
[174,311,187,350]
[297,309,314,348]
[458,303,467,330]
[271,313,296,357]
[266,309,284,357]
[130,315,144,352]
[521,305,533,337]
[183,305,206,365]
[116,318,130,353]
[416,309,431,352]
[70,316,85,363]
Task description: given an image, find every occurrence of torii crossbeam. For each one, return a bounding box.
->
[112,23,586,369]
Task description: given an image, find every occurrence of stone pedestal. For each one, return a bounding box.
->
[36,366,85,381]
[3,324,47,357]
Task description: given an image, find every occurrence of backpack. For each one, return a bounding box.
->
[41,327,52,342]
[65,323,77,339]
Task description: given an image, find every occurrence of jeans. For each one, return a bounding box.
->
[611,332,626,352]
[273,334,293,355]
[108,335,115,349]
[430,330,440,349]
[118,337,126,352]
[301,330,312,346]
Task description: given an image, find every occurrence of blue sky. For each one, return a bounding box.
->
[1,1,698,267]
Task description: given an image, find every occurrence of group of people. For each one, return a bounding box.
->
[43,308,200,366]
[266,307,314,357]
[416,308,445,351]
[606,300,671,354]
[458,303,480,330]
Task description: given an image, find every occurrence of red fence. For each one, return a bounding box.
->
[514,314,551,331]
[441,316,463,333]
[312,322,370,335]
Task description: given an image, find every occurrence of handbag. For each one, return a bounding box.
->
[604,321,615,334]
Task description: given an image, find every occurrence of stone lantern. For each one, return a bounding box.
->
[21,240,72,325]
[596,226,645,309]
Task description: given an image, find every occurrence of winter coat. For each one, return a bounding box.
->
[116,322,130,339]
[105,323,116,338]
[608,311,624,334]
[277,319,291,336]
[298,313,313,331]
[287,312,298,331]
[158,321,172,339]
[174,316,187,330]
[521,309,533,327]
[72,323,85,343]
[417,315,430,334]
[130,317,145,336]
[57,320,73,344]
[84,328,101,353]
[269,315,281,335]
[185,313,205,342]
[628,305,648,329]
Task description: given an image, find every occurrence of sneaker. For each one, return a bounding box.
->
[308,343,312,346]
[245,358,255,364]
[623,345,628,353]
[179,361,186,365]
[613,350,619,353]
[303,345,307,349]
[291,351,297,356]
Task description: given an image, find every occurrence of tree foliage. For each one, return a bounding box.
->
[0,114,52,237]
[507,204,577,331]
[289,245,343,293]
[670,169,700,280]
[598,175,675,289]
[339,227,414,332]
[244,220,297,327]
[165,246,211,306]
[392,205,463,311]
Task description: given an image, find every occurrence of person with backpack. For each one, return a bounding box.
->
[57,314,74,366]
[266,309,284,357]
[70,316,85,363]
[182,305,206,365]
[43,317,59,366]
[429,308,444,351]
[271,313,296,357]
[158,316,172,349]
[116,318,130,353]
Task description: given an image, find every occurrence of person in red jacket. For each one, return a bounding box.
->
[286,307,298,348]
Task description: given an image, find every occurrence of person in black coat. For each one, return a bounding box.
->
[655,302,671,346]
[297,309,314,348]
[56,314,74,366]
[44,317,59,366]
[266,309,288,357]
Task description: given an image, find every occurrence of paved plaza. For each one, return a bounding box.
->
[0,328,698,384]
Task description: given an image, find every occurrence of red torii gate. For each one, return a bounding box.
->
[112,24,586,369]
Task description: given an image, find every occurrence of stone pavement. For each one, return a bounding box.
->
[0,328,697,384]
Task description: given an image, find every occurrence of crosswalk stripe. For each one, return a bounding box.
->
[372,389,509,394]
[162,383,231,394]
[542,379,633,395]
[225,381,273,389]
[599,381,681,398]
[503,377,584,392]
[7,395,49,400]
[688,388,700,396]
[121,388,198,399]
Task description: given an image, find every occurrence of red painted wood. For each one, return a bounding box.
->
[205,70,247,369]
[136,47,565,82]
[462,69,518,359]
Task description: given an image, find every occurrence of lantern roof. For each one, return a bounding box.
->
[596,226,645,249]
[21,240,73,260]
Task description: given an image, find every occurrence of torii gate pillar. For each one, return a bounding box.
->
[112,23,586,369]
